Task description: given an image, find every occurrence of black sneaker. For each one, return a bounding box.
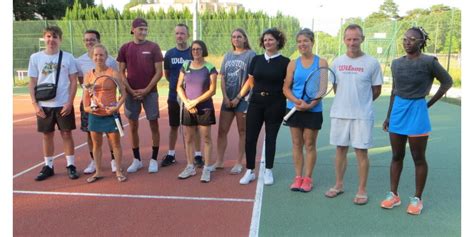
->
[66,165,79,180]
[160,154,176,167]
[194,155,204,168]
[35,166,54,181]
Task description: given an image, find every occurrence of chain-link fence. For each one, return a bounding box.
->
[13,16,461,86]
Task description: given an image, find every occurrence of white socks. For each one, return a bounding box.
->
[44,157,53,168]
[195,151,202,156]
[168,150,176,156]
[66,155,75,167]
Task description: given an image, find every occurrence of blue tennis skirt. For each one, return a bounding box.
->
[388,96,431,136]
[88,113,121,133]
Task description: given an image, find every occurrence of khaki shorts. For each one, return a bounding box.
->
[330,118,373,149]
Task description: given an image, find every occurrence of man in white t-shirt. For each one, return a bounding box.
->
[76,30,119,174]
[28,26,79,181]
[324,24,383,205]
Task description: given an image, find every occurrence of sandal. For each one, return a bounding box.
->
[324,187,344,198]
[86,176,103,183]
[353,193,369,205]
[116,175,127,182]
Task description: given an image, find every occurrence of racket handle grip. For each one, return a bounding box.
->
[114,117,124,137]
[283,107,297,122]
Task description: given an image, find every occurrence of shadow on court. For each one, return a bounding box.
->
[259,96,461,236]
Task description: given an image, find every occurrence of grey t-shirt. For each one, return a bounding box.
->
[220,50,256,100]
[391,54,452,99]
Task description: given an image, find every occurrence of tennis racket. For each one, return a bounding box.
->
[84,75,125,137]
[283,66,336,122]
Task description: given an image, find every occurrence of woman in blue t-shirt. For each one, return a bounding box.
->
[176,40,218,183]
[380,27,452,215]
[283,28,328,193]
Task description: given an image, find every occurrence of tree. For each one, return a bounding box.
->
[379,0,400,20]
[13,0,37,20]
[13,0,95,20]
[124,0,147,10]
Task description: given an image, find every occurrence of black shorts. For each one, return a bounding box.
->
[182,108,216,126]
[284,109,323,130]
[37,106,76,133]
[168,100,180,127]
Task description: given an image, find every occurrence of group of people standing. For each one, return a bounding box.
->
[27,17,452,215]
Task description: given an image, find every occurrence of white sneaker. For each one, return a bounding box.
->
[83,160,96,174]
[230,164,243,174]
[178,165,196,179]
[239,169,255,185]
[148,159,159,173]
[201,166,211,183]
[127,159,143,173]
[111,160,117,173]
[264,169,274,185]
[208,164,217,172]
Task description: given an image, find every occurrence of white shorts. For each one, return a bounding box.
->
[330,118,374,149]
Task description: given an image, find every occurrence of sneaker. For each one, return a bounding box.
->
[111,160,117,173]
[178,165,196,179]
[66,165,79,180]
[263,169,274,185]
[230,164,243,174]
[201,167,211,183]
[194,155,204,168]
[239,169,256,185]
[300,177,313,192]
[35,166,54,181]
[161,154,176,167]
[290,176,303,191]
[127,158,143,173]
[407,197,423,215]
[208,164,217,172]
[380,192,401,209]
[148,159,159,173]
[83,160,96,174]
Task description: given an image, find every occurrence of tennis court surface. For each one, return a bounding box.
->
[13,92,460,236]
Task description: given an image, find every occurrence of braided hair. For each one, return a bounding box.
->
[408,26,429,51]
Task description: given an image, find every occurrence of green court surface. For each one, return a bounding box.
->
[259,96,461,236]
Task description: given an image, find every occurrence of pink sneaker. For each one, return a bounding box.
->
[381,192,401,209]
[407,197,423,215]
[290,176,303,191]
[300,177,313,192]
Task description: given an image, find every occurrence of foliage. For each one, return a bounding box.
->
[14,0,94,20]
[12,1,462,87]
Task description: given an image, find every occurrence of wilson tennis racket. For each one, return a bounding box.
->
[283,66,336,122]
[84,75,125,137]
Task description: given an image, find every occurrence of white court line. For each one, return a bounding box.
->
[12,104,165,179]
[13,116,37,123]
[13,190,254,203]
[249,138,266,237]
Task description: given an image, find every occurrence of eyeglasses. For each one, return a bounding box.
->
[191,48,202,51]
[402,36,422,43]
[83,38,97,42]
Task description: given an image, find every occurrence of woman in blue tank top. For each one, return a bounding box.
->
[283,28,328,192]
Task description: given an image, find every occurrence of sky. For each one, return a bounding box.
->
[95,0,463,35]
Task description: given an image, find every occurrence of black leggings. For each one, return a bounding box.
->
[245,94,286,169]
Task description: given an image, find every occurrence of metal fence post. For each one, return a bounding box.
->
[69,20,74,54]
[115,19,119,54]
